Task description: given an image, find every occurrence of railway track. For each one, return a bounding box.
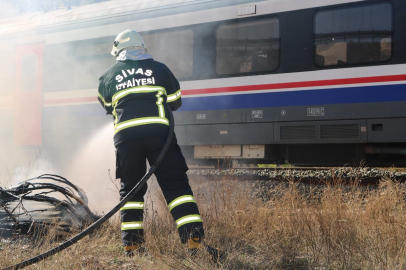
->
[187,167,406,185]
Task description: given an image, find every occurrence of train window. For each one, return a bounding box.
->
[314,2,393,67]
[21,55,37,92]
[216,17,280,76]
[142,29,194,79]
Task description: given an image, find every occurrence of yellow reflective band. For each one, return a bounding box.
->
[98,93,112,107]
[121,222,143,231]
[120,202,144,210]
[156,90,165,118]
[112,109,118,124]
[167,90,181,102]
[168,195,196,211]
[112,86,166,105]
[114,117,169,134]
[175,215,203,229]
[158,103,165,118]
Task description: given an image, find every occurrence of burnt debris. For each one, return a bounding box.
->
[0,174,98,239]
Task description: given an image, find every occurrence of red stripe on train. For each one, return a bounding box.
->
[182,74,406,95]
[43,74,406,105]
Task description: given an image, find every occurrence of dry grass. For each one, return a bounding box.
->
[2,175,406,270]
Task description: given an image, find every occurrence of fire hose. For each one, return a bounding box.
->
[2,108,175,270]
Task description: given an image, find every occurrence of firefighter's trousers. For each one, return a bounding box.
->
[116,135,204,246]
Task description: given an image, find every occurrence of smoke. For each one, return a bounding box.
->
[0,148,59,188]
[0,123,119,214]
[12,158,59,184]
[0,0,215,214]
[64,123,118,213]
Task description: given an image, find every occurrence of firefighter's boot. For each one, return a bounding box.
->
[187,238,225,264]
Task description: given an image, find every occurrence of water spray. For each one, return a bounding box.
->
[1,108,174,270]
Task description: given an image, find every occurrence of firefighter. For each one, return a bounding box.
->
[98,29,219,259]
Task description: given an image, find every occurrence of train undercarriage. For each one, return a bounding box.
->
[182,143,406,168]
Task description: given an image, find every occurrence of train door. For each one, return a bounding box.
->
[14,44,44,145]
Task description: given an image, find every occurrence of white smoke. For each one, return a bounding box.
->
[12,157,59,184]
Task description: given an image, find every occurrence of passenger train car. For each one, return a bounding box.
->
[0,0,405,170]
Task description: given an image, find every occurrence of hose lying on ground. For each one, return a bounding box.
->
[2,108,174,270]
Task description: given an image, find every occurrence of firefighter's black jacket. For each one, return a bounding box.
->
[98,59,182,147]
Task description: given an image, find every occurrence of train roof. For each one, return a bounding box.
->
[0,0,366,37]
[0,0,226,36]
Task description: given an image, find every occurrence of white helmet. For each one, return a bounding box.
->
[111,29,146,56]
